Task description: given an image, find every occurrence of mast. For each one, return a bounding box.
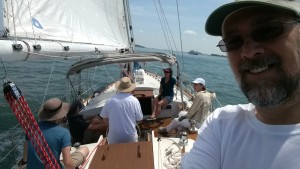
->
[123,0,135,53]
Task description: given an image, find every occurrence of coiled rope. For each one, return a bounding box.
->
[157,138,185,169]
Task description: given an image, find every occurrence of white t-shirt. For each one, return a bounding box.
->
[100,92,143,144]
[181,103,300,169]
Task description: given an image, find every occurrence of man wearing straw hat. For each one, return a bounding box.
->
[100,77,143,144]
[21,98,89,169]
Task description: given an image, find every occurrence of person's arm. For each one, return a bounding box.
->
[102,117,109,126]
[87,116,108,131]
[211,92,216,99]
[158,77,164,96]
[61,146,75,169]
[186,94,203,119]
[173,77,178,87]
[135,99,143,121]
[23,141,28,161]
[189,95,195,101]
[159,84,162,96]
[18,141,28,166]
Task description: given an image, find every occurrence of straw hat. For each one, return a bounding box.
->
[115,77,136,93]
[38,98,70,121]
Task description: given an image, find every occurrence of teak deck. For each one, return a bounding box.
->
[87,118,197,169]
[138,118,198,141]
[88,141,154,169]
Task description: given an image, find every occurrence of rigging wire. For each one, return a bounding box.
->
[157,0,179,54]
[157,1,174,53]
[103,65,117,82]
[90,55,101,86]
[10,0,17,43]
[175,0,185,72]
[25,0,37,44]
[42,58,57,104]
[152,0,173,53]
[152,0,185,71]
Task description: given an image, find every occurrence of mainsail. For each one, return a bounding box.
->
[0,0,133,61]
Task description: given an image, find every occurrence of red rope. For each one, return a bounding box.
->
[3,82,60,169]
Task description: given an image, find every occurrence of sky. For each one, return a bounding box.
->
[129,0,232,55]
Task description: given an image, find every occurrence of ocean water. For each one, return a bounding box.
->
[0,47,248,168]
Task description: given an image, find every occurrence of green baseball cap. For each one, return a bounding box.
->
[205,0,300,36]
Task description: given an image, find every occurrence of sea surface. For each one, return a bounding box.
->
[0,47,248,168]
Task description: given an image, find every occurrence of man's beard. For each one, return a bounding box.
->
[239,56,300,108]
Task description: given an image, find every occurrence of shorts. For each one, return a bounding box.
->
[71,151,85,167]
[158,96,173,104]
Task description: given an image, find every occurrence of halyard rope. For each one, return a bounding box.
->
[3,81,60,169]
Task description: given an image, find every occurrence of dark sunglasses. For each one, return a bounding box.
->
[217,20,299,52]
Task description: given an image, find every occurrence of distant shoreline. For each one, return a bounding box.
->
[210,54,226,57]
[135,44,226,57]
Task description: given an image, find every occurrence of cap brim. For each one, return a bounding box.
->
[192,81,205,86]
[205,1,300,36]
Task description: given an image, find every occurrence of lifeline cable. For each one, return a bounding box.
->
[3,81,60,169]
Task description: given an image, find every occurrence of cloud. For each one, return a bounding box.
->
[183,30,197,35]
[139,29,144,33]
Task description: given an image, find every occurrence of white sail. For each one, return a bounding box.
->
[0,0,133,61]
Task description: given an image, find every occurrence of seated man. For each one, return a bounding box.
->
[67,99,107,144]
[159,78,215,134]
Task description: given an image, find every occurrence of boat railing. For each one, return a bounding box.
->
[66,65,121,103]
[0,123,24,169]
[180,72,193,89]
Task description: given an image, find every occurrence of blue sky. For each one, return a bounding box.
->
[129,0,232,55]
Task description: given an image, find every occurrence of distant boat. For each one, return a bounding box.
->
[188,50,201,55]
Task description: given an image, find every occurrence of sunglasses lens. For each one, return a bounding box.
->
[252,21,284,42]
[217,40,227,52]
[218,20,287,52]
[218,36,244,52]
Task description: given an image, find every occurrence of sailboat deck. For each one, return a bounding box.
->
[83,118,197,169]
[138,118,198,141]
